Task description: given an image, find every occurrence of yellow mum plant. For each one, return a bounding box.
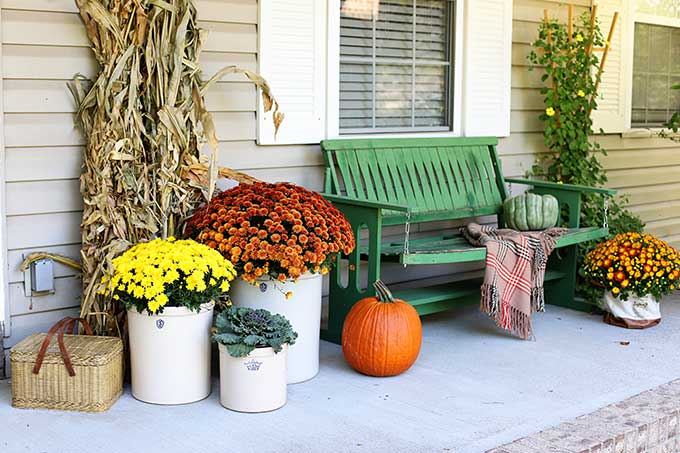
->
[101,238,237,314]
[584,232,680,301]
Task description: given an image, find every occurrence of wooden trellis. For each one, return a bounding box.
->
[542,4,619,120]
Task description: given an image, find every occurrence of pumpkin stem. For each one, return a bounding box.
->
[373,280,395,303]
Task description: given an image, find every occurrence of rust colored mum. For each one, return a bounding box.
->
[584,232,680,301]
[186,182,355,283]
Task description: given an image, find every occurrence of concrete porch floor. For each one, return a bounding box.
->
[2,294,680,453]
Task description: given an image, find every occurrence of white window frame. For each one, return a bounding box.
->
[623,1,680,135]
[326,0,464,139]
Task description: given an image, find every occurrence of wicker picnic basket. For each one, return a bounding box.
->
[10,316,123,412]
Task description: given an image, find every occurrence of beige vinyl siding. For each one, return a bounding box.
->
[505,0,680,250]
[0,0,322,354]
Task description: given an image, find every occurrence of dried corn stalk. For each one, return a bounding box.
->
[72,0,282,334]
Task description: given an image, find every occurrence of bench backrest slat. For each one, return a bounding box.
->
[322,137,508,223]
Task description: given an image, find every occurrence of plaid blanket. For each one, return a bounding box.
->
[461,223,567,340]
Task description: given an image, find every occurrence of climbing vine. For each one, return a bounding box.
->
[529,11,644,304]
[660,84,680,140]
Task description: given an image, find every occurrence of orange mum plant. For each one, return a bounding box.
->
[186,182,355,284]
[584,232,680,301]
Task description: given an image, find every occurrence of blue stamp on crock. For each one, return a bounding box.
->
[259,282,267,293]
[245,359,262,371]
[156,319,165,329]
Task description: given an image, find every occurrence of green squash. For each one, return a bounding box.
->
[503,192,559,231]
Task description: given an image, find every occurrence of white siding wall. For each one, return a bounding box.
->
[2,0,678,361]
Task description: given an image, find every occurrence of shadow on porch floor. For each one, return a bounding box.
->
[2,293,680,453]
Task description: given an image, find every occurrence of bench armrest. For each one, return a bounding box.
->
[504,178,617,196]
[321,194,411,213]
[321,194,399,290]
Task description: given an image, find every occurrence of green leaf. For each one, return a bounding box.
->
[243,334,264,346]
[213,332,240,344]
[226,343,254,358]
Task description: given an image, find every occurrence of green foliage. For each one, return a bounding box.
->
[528,13,606,184]
[528,12,645,303]
[660,83,680,141]
[213,307,298,358]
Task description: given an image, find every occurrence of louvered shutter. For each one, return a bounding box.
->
[339,0,453,133]
[257,0,326,144]
[462,0,512,137]
[591,0,630,133]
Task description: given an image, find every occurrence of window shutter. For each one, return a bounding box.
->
[591,0,630,133]
[257,0,326,145]
[462,0,512,137]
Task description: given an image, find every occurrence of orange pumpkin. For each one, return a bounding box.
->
[342,280,422,377]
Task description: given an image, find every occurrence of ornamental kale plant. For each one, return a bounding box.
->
[213,307,297,358]
[528,11,644,304]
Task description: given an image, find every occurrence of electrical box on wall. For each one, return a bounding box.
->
[31,259,55,293]
[23,257,56,297]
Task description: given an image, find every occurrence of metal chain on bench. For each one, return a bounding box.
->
[603,195,609,230]
[403,211,411,268]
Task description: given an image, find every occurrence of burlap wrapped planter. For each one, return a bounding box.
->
[601,291,661,329]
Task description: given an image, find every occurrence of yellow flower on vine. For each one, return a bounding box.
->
[575,33,584,42]
[577,90,585,97]
[545,107,556,117]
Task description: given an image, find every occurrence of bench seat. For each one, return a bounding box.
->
[368,227,609,265]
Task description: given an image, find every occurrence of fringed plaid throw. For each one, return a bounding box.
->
[461,223,567,340]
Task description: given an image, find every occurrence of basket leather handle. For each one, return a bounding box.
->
[63,317,94,336]
[32,317,71,375]
[32,317,94,377]
[56,317,93,376]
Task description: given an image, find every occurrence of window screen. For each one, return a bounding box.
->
[632,22,680,127]
[636,0,680,19]
[339,0,453,133]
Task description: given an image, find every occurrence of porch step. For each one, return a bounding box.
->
[392,270,566,316]
[488,379,680,453]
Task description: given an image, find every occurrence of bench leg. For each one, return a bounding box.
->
[322,265,373,344]
[323,234,382,345]
[546,245,592,312]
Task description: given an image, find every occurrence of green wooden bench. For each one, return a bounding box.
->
[320,137,616,344]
